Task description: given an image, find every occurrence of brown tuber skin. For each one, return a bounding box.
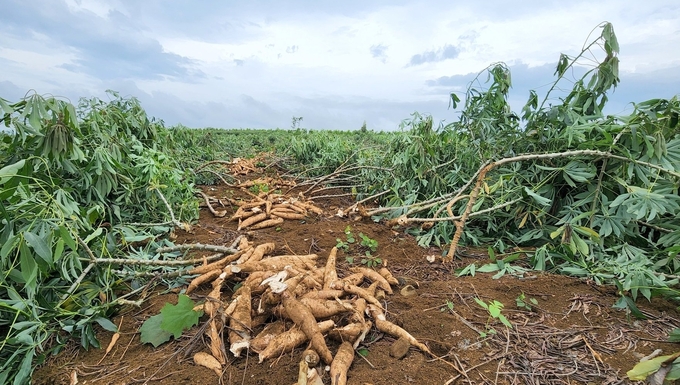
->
[378,267,400,286]
[228,286,252,357]
[323,247,339,290]
[258,320,334,363]
[351,267,394,294]
[368,304,431,355]
[282,291,334,364]
[330,341,354,385]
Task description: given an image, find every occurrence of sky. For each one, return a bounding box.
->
[1,1,679,131]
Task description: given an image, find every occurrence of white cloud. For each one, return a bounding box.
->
[0,0,679,130]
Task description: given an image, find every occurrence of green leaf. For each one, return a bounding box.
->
[83,227,103,244]
[613,296,646,319]
[487,246,495,262]
[139,314,173,347]
[0,159,25,185]
[456,263,476,277]
[13,348,35,385]
[19,242,37,293]
[53,238,65,262]
[59,225,77,251]
[669,328,680,342]
[473,297,488,310]
[667,359,680,380]
[477,263,500,273]
[0,97,14,114]
[23,231,53,265]
[563,161,596,185]
[498,314,513,328]
[28,106,42,131]
[1,234,18,259]
[627,353,680,381]
[95,317,118,332]
[160,294,202,339]
[524,187,551,206]
[488,304,501,318]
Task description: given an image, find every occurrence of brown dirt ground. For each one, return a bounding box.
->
[34,171,680,385]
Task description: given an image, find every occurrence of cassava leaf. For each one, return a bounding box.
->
[627,353,680,381]
[0,159,25,184]
[139,314,172,347]
[524,187,552,206]
[668,328,680,342]
[160,294,202,339]
[23,231,52,265]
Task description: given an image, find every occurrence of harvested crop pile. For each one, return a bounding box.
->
[196,172,325,232]
[185,240,430,383]
[229,195,323,231]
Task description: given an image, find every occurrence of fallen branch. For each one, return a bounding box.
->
[196,190,227,217]
[150,187,188,230]
[58,235,97,306]
[444,149,680,261]
[156,243,238,255]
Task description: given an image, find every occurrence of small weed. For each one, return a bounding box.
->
[248,183,269,194]
[515,292,538,311]
[359,233,378,253]
[474,298,512,335]
[360,254,382,268]
[344,226,356,244]
[336,238,350,251]
[440,300,455,312]
[338,226,380,266]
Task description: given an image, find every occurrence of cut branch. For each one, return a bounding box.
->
[444,149,680,262]
[156,242,238,255]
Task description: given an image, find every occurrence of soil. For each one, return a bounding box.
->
[33,169,680,385]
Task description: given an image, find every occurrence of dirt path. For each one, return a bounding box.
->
[34,176,679,385]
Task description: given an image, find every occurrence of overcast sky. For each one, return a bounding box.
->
[1,1,679,131]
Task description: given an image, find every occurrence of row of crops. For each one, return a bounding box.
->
[1,22,679,383]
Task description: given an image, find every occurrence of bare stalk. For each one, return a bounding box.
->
[79,253,226,267]
[152,187,186,230]
[196,169,234,186]
[194,160,234,172]
[156,242,238,255]
[58,235,97,306]
[196,190,227,217]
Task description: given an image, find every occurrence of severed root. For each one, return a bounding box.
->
[186,269,222,294]
[351,267,393,294]
[194,351,222,376]
[329,321,372,347]
[282,291,334,364]
[250,216,284,230]
[229,286,252,357]
[323,247,340,290]
[298,298,355,319]
[258,320,334,363]
[368,305,431,355]
[251,321,286,353]
[330,341,355,385]
[377,267,399,286]
[342,283,383,309]
[238,212,268,231]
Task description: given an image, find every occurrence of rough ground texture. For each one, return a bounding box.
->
[34,172,680,385]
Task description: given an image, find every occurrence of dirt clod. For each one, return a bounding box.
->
[389,336,411,359]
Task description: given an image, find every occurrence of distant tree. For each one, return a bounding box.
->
[291,116,303,130]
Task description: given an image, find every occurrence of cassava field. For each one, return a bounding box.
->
[2,23,680,384]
